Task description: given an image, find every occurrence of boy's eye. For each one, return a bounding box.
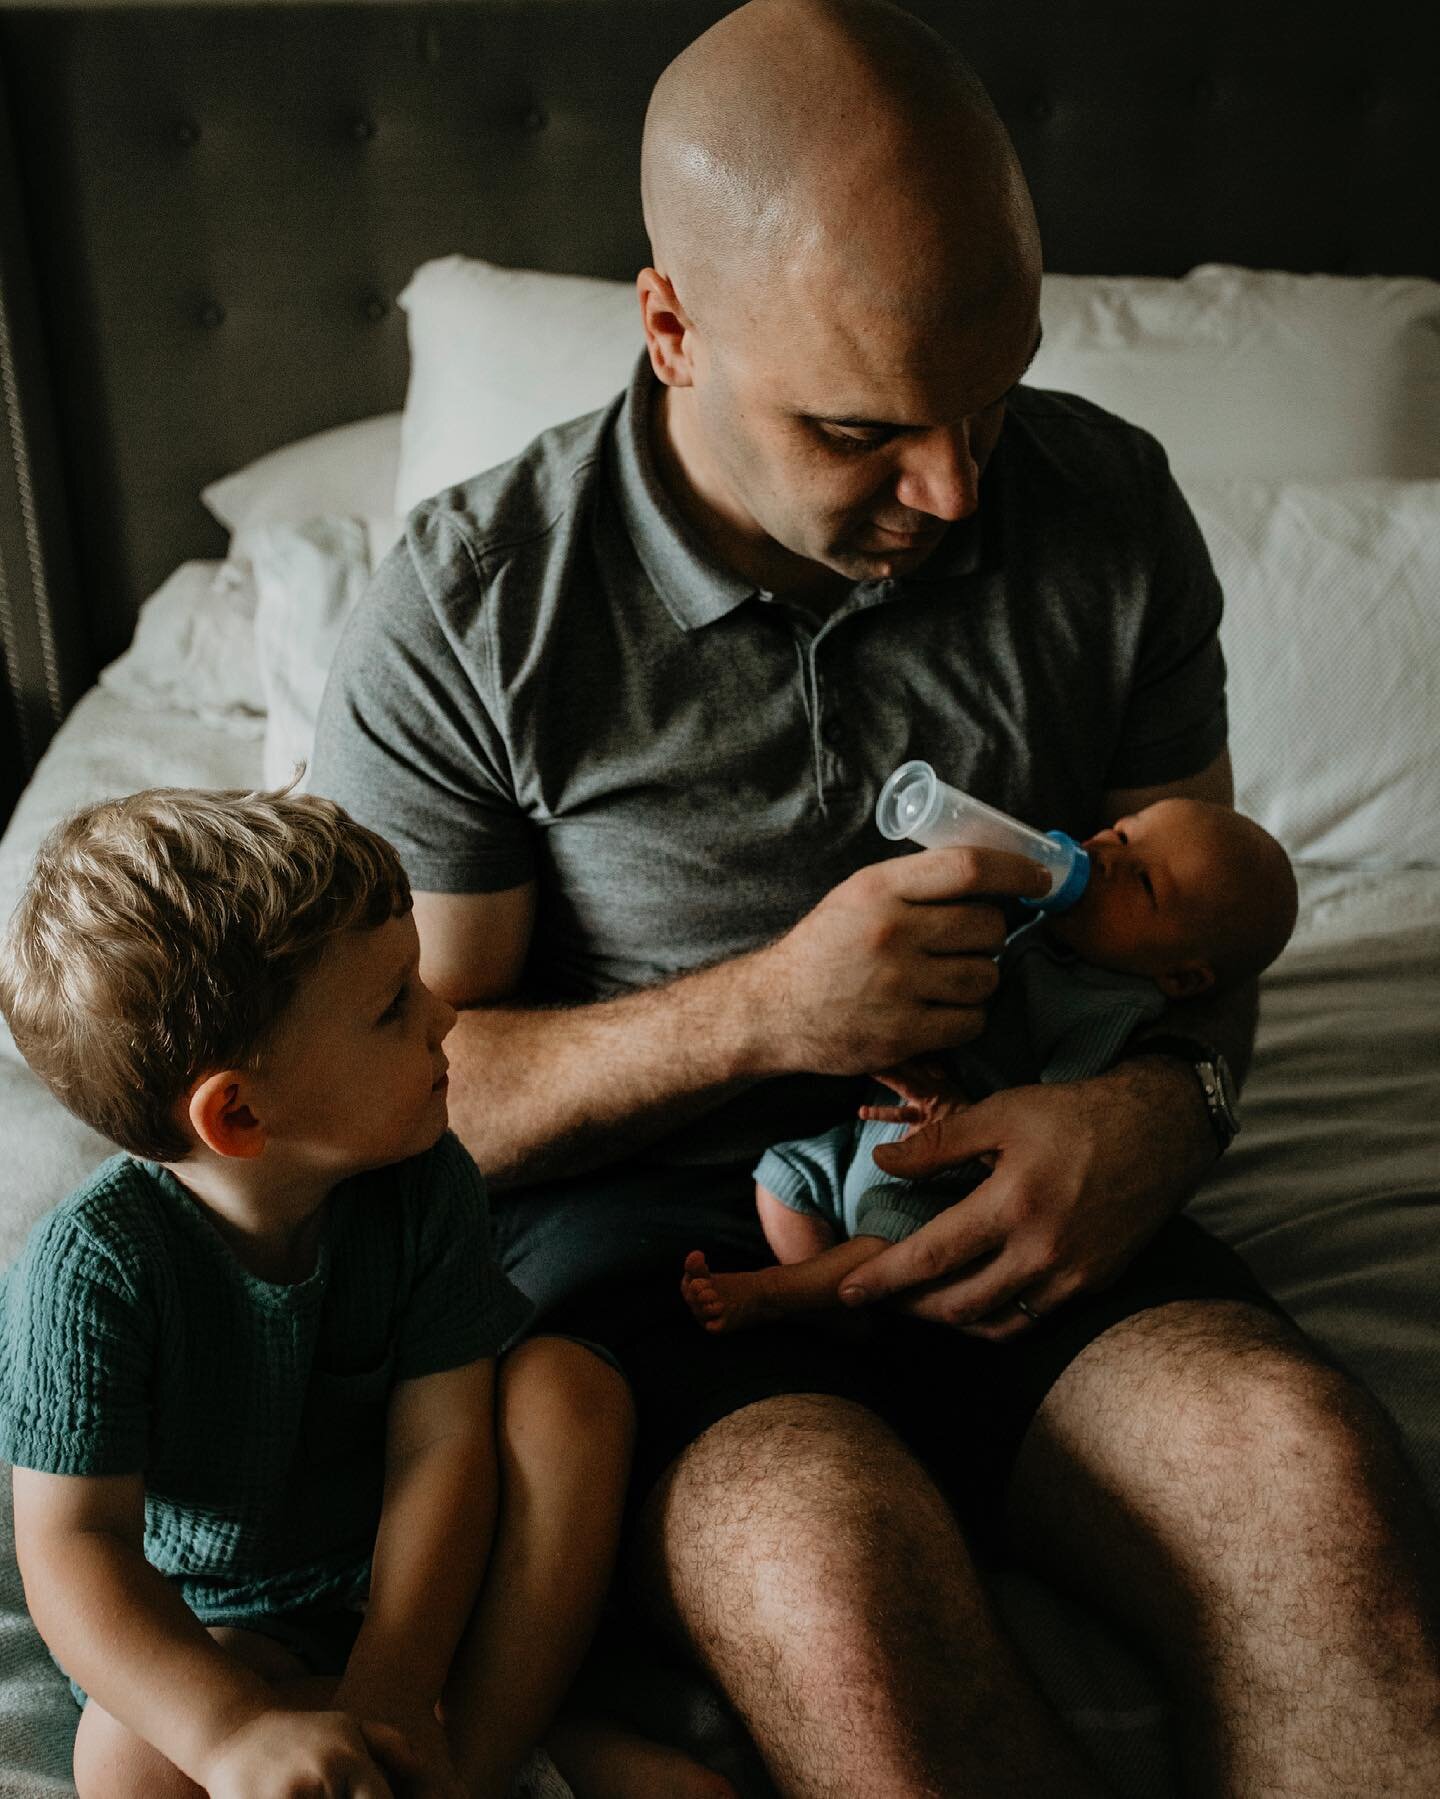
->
[377,984,408,1025]
[1139,870,1156,902]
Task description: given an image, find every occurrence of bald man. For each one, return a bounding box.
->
[312,2,1440,1793]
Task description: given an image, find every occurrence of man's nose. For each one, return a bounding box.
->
[893,422,982,521]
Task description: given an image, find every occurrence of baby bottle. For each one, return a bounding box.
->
[875,759,1091,912]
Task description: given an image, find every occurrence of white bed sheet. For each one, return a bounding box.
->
[2,692,1438,1797]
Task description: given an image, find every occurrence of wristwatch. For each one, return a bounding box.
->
[1115,1033,1241,1153]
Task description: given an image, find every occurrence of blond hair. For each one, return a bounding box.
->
[0,785,411,1161]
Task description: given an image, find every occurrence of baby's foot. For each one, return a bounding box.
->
[680,1250,780,1334]
[546,1712,739,1799]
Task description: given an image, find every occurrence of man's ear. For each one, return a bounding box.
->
[636,267,696,388]
[1154,961,1216,1000]
[186,1071,266,1160]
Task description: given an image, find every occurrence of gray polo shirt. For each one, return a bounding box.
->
[311,353,1225,1166]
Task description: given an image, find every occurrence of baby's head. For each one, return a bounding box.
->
[0,785,451,1169]
[1044,798,1297,998]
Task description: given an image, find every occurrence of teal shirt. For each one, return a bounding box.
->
[0,1131,532,1623]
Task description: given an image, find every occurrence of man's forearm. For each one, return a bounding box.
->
[1140,975,1260,1084]
[1100,976,1262,1210]
[446,950,776,1186]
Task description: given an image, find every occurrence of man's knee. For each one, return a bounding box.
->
[642,1390,963,1598]
[1040,1299,1425,1543]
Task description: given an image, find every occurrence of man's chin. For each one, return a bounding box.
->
[828,536,944,581]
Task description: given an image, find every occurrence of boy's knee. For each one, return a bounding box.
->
[499,1334,635,1444]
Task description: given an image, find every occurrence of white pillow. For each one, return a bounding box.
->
[396,257,643,513]
[395,257,1440,510]
[1034,266,1440,481]
[251,517,378,788]
[1188,479,1440,866]
[203,414,402,557]
[99,561,265,734]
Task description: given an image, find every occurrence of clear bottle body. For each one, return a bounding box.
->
[875,760,1090,910]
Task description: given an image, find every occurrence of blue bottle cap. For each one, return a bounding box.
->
[1018,831,1091,913]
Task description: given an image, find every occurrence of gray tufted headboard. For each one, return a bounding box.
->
[0,0,1435,805]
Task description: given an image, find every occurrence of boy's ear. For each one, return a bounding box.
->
[1154,961,1216,1000]
[187,1071,266,1159]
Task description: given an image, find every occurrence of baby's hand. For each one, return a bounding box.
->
[859,1057,972,1134]
[202,1706,395,1798]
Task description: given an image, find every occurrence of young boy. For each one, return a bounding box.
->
[0,785,643,1799]
[682,797,1298,1334]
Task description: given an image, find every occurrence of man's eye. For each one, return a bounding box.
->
[822,426,898,453]
[1139,871,1155,901]
[377,986,407,1025]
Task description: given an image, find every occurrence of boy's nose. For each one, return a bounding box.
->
[432,995,459,1043]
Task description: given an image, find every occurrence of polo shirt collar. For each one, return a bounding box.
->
[612,352,758,630]
[611,350,989,619]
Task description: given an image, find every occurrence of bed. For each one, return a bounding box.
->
[0,2,1437,1793]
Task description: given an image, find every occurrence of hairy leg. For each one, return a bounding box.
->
[1007,1299,1440,1798]
[681,1241,888,1333]
[631,1392,1110,1798]
[72,1626,322,1799]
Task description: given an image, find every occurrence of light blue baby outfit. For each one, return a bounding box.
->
[754,923,1165,1243]
[0,1130,533,1701]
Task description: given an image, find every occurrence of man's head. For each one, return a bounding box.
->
[1044,799,1299,998]
[638,0,1043,591]
[0,785,452,1170]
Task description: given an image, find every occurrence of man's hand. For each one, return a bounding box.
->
[836,1060,1217,1337]
[753,846,1052,1077]
[200,1707,396,1798]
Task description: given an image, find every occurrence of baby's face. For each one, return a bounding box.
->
[1043,799,1242,992]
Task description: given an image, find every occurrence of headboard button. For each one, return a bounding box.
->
[174,121,200,148]
[523,106,547,132]
[198,303,226,330]
[351,117,377,142]
[362,295,389,322]
[1027,95,1054,121]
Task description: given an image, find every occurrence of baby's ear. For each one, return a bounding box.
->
[186,1071,267,1159]
[1154,961,1216,1000]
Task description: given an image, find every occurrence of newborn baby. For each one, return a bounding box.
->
[682,797,1298,1333]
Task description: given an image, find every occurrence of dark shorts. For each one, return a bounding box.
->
[490,1158,1289,1555]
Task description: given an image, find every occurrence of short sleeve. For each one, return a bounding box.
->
[0,1211,152,1476]
[392,1133,533,1381]
[1105,471,1229,792]
[309,509,538,895]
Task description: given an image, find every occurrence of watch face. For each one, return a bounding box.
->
[1203,1053,1241,1141]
